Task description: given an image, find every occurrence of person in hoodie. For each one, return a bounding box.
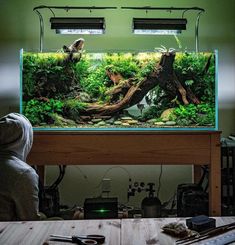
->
[0,113,40,221]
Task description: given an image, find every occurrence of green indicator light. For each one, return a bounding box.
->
[93,209,110,213]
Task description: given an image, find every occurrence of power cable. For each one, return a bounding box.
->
[157,164,163,198]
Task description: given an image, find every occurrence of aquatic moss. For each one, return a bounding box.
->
[23,52,158,102]
[104,53,139,78]
[50,113,77,127]
[23,98,64,125]
[174,52,207,74]
[73,53,158,100]
[174,103,215,126]
[143,106,161,120]
[23,54,39,98]
[63,99,87,111]
[174,52,216,104]
[63,99,88,121]
[79,65,109,99]
[23,53,79,99]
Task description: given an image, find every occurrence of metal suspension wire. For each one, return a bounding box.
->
[195,10,205,52]
[34,5,205,52]
[122,6,205,52]
[34,10,44,52]
[121,6,204,11]
[33,5,117,52]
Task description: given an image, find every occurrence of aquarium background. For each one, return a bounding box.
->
[21,50,217,130]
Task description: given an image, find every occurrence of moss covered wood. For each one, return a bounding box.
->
[80,52,200,116]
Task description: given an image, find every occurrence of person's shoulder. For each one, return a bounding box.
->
[0,156,38,192]
[0,155,37,177]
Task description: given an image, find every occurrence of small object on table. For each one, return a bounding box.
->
[50,234,105,245]
[42,242,50,245]
[162,222,196,238]
[176,221,235,244]
[186,215,216,232]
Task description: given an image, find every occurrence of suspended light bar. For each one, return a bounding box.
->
[133,18,187,35]
[50,17,105,35]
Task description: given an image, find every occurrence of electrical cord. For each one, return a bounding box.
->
[94,166,132,189]
[161,191,177,212]
[48,165,66,190]
[156,164,163,198]
[198,165,209,192]
[73,165,132,195]
[73,166,89,182]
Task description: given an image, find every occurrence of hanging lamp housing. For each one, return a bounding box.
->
[50,17,105,34]
[133,18,187,35]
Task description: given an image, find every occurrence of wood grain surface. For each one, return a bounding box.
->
[1,217,235,245]
[121,217,235,245]
[28,131,220,165]
[0,220,120,245]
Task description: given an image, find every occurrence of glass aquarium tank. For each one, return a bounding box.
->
[20,49,218,131]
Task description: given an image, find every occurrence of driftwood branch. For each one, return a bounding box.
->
[106,70,124,85]
[79,52,201,116]
[83,53,175,115]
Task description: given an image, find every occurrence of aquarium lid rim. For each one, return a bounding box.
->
[21,49,217,54]
[33,5,117,11]
[32,127,218,132]
[121,6,205,12]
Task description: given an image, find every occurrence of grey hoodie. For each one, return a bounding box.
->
[0,113,39,221]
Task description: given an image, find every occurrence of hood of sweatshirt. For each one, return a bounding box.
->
[0,113,33,161]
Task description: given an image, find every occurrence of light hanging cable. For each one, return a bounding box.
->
[33,5,117,52]
[122,6,205,52]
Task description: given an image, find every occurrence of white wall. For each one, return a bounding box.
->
[0,0,234,208]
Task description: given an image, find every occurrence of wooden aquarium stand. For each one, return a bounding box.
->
[28,131,221,216]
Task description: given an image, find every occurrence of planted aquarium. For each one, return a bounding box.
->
[20,49,218,130]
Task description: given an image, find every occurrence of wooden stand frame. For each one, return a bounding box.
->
[28,131,221,215]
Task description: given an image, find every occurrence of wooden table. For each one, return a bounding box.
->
[0,217,234,245]
[28,131,221,215]
[121,217,235,245]
[0,219,121,245]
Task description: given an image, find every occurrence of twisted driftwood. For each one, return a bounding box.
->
[79,52,201,116]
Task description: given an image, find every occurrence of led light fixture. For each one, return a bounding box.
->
[50,17,105,35]
[33,5,117,51]
[133,18,187,35]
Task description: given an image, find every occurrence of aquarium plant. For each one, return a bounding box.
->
[21,49,216,129]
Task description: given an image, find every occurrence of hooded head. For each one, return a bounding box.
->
[0,113,33,161]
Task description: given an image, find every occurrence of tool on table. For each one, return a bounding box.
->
[50,234,105,245]
[175,222,235,244]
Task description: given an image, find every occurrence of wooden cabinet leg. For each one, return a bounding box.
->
[209,134,221,216]
[193,165,202,183]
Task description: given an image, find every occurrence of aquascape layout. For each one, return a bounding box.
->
[20,48,217,130]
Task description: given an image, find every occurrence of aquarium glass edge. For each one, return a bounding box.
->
[21,50,218,132]
[19,49,23,114]
[215,49,219,130]
[33,127,216,132]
